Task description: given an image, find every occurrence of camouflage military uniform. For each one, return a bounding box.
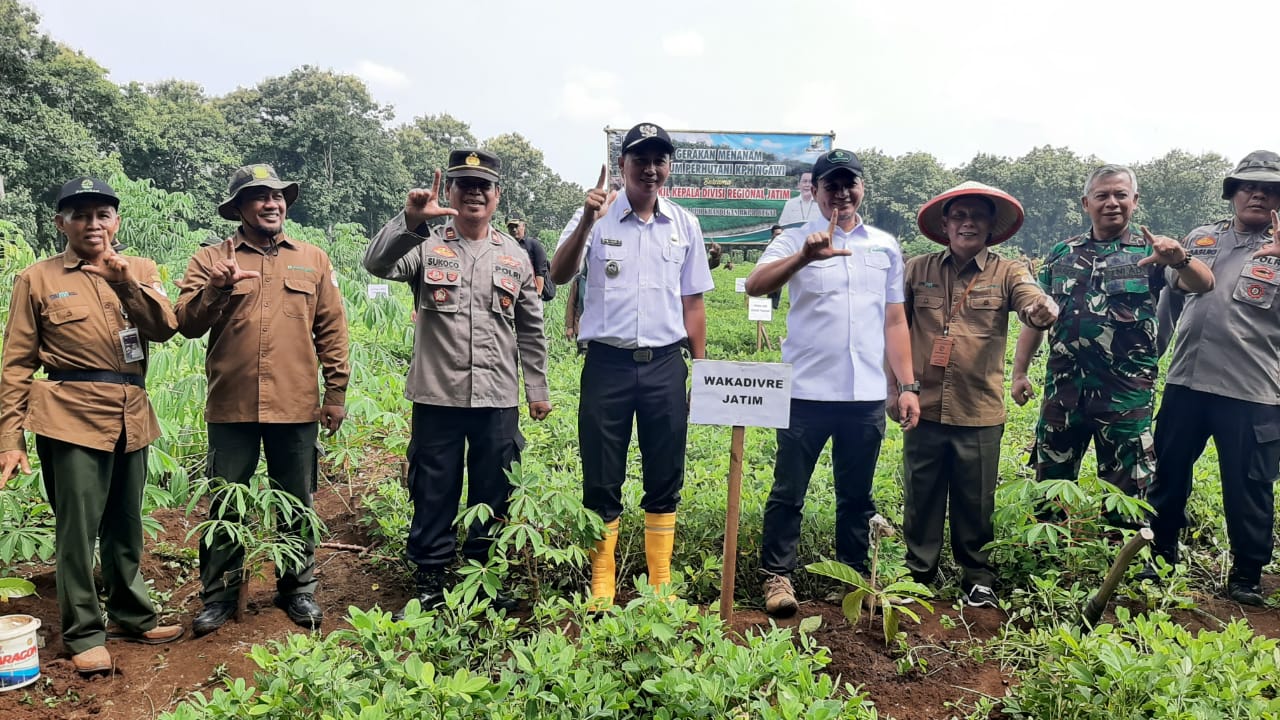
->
[1033,228,1165,494]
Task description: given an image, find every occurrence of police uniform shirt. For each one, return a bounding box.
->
[364,213,549,408]
[0,250,177,453]
[175,231,350,423]
[1166,222,1280,405]
[557,193,714,349]
[758,214,905,401]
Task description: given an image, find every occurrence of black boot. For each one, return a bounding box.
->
[1227,565,1266,607]
[394,567,449,620]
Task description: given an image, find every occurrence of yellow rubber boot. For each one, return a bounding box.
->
[645,511,677,600]
[589,518,620,609]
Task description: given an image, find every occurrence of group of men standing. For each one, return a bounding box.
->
[4,131,1279,675]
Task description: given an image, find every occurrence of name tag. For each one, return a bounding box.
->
[119,328,145,363]
[601,238,622,247]
[929,337,953,367]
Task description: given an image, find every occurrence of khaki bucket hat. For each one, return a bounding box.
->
[217,164,299,221]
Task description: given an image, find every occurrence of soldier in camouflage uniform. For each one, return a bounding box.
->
[1012,165,1214,496]
[1143,151,1280,605]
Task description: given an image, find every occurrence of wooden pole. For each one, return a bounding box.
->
[719,425,746,622]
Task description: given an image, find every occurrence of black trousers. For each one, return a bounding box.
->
[1148,385,1280,582]
[405,404,522,570]
[200,422,319,603]
[760,399,886,577]
[902,421,1003,588]
[579,342,688,522]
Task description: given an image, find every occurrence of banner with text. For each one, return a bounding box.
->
[605,128,834,243]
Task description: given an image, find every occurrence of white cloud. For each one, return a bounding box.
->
[353,60,409,89]
[558,68,622,121]
[662,30,705,57]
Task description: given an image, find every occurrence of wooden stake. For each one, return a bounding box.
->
[719,425,746,622]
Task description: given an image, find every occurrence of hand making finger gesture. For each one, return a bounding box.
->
[801,208,853,262]
[1136,225,1188,267]
[210,238,261,289]
[1252,210,1280,259]
[80,246,134,284]
[583,165,612,220]
[405,169,459,229]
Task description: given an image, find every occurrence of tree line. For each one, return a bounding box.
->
[0,0,1236,257]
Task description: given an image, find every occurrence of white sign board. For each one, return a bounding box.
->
[735,278,746,293]
[747,297,773,322]
[690,360,792,429]
[367,284,390,299]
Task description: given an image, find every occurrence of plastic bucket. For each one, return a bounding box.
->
[0,615,41,691]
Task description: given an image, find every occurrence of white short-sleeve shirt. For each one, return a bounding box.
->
[557,194,715,349]
[758,214,904,401]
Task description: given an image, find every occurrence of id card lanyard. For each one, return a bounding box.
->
[929,269,982,368]
[118,304,145,363]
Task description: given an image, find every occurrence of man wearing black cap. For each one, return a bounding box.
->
[1144,151,1280,605]
[550,123,714,608]
[0,177,182,673]
[177,164,351,634]
[507,218,552,300]
[744,149,919,617]
[365,149,551,616]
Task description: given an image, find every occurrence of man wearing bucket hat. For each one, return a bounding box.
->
[0,177,183,674]
[1143,151,1280,605]
[744,149,919,617]
[549,123,713,608]
[176,164,350,634]
[365,149,551,617]
[1012,165,1213,499]
[891,182,1057,608]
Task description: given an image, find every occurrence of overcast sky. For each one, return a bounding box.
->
[28,0,1280,188]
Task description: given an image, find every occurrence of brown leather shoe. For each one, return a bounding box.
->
[72,645,113,674]
[107,623,185,644]
[763,574,799,618]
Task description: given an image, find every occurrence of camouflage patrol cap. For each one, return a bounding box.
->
[446,149,502,182]
[217,164,300,221]
[1222,150,1280,200]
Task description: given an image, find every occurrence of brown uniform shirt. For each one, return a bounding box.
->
[175,230,350,423]
[0,250,177,453]
[363,213,549,408]
[904,248,1044,427]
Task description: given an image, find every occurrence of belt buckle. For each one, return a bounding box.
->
[633,348,653,363]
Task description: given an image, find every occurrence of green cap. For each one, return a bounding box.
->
[1223,150,1280,200]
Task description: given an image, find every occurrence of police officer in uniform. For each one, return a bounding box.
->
[365,150,551,616]
[1013,165,1213,496]
[549,123,714,607]
[1144,151,1280,605]
[178,164,351,634]
[0,178,182,674]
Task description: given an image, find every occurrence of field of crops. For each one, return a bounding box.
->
[3,177,1280,719]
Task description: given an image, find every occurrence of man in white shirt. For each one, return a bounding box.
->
[778,171,817,227]
[745,149,919,617]
[550,123,714,607]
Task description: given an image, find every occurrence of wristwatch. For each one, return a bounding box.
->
[898,382,921,394]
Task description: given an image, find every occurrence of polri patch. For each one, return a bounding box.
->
[1194,236,1217,247]
[433,288,449,303]
[1246,283,1267,300]
[499,277,518,294]
[446,271,458,282]
[433,246,457,258]
[426,269,445,282]
[497,255,522,269]
[1251,265,1277,281]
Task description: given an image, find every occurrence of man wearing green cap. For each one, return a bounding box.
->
[0,177,182,673]
[177,164,350,634]
[1144,151,1280,605]
[365,149,551,616]
[892,182,1057,608]
[1013,165,1213,500]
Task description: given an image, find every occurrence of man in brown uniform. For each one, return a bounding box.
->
[890,182,1058,608]
[364,150,550,616]
[0,177,182,674]
[177,164,350,634]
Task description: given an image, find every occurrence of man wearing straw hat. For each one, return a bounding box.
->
[745,149,919,617]
[177,164,350,635]
[1012,165,1213,499]
[1144,151,1280,606]
[0,177,183,674]
[892,182,1057,608]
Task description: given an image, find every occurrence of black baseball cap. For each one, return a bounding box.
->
[621,122,675,155]
[811,149,864,182]
[56,177,119,211]
[446,149,502,181]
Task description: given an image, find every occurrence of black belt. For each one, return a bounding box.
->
[586,341,685,364]
[48,369,145,388]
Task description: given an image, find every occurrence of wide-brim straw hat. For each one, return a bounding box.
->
[916,181,1025,246]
